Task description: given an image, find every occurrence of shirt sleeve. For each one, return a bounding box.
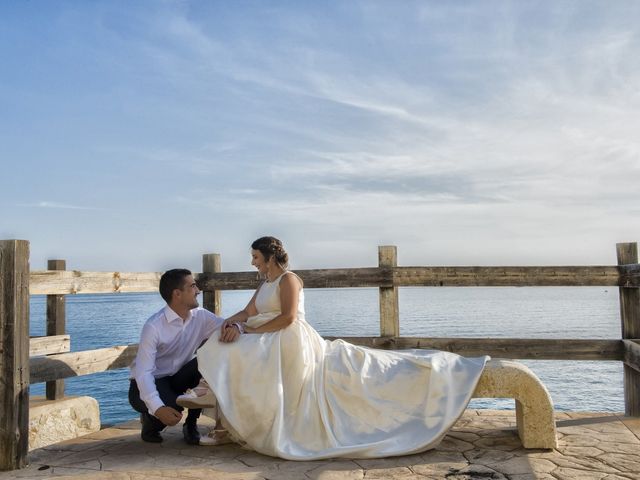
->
[133,322,165,415]
[201,309,225,339]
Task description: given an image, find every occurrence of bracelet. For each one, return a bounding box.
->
[233,322,244,333]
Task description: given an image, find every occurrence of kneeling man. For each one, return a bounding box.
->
[129,268,240,444]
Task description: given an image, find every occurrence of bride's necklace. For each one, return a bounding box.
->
[266,267,284,282]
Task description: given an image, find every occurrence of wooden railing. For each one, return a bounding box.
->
[1,240,639,470]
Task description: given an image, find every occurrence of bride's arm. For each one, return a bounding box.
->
[245,274,300,333]
[225,289,259,324]
[219,289,260,342]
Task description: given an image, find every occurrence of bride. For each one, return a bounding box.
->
[191,236,488,460]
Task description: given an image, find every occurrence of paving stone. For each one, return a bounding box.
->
[554,412,573,420]
[409,450,469,476]
[617,416,640,440]
[556,446,605,457]
[464,448,515,464]
[5,410,640,480]
[558,434,601,447]
[552,467,608,479]
[434,436,475,452]
[446,464,507,479]
[551,454,622,475]
[305,460,364,480]
[596,442,640,454]
[473,434,523,451]
[526,458,557,474]
[362,466,417,479]
[446,431,481,443]
[597,453,640,473]
[509,475,555,480]
[234,452,282,468]
[484,456,541,475]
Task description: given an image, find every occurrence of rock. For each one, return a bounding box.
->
[28,396,100,450]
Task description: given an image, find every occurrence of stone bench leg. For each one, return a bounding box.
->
[473,359,558,449]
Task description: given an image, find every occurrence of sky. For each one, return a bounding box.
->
[1,0,639,273]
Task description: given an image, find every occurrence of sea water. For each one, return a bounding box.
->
[29,286,623,426]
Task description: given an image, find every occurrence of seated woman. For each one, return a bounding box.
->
[182,236,488,459]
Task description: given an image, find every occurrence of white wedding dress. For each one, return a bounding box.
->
[197,273,488,460]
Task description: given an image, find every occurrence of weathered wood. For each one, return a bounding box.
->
[0,240,30,471]
[393,266,622,287]
[29,337,625,383]
[29,335,70,356]
[30,345,139,384]
[618,243,640,416]
[202,254,222,316]
[619,263,640,287]
[46,259,66,400]
[379,246,399,336]
[198,265,621,291]
[197,268,386,290]
[29,271,162,295]
[323,337,624,360]
[30,264,625,295]
[624,340,640,374]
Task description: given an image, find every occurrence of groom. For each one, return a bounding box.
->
[129,268,240,444]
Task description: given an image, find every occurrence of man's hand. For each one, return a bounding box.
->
[219,321,241,343]
[154,406,183,426]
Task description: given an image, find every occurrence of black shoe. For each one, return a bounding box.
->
[183,422,201,445]
[140,412,163,443]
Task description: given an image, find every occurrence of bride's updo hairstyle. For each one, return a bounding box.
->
[251,236,289,270]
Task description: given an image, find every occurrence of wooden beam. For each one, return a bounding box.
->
[619,263,640,287]
[197,268,388,290]
[29,338,625,383]
[323,337,624,360]
[393,266,622,287]
[46,259,66,400]
[29,335,70,356]
[30,345,139,384]
[624,340,640,374]
[0,240,30,471]
[202,254,221,316]
[30,264,625,295]
[29,271,162,295]
[198,265,621,291]
[617,243,640,416]
[379,246,399,336]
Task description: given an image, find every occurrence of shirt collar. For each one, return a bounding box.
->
[163,305,193,324]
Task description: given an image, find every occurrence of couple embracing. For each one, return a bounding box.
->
[129,236,489,460]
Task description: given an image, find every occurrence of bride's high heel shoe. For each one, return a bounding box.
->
[176,380,217,409]
[199,429,233,446]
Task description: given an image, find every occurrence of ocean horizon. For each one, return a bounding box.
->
[29,286,623,426]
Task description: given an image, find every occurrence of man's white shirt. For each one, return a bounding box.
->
[130,305,224,415]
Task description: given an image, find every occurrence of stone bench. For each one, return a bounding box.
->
[472,359,558,449]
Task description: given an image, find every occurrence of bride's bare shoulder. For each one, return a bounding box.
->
[282,271,304,289]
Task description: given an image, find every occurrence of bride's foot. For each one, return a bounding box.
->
[199,429,232,446]
[191,379,211,397]
[176,385,217,409]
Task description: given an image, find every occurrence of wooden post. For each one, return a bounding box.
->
[46,259,66,400]
[617,242,640,416]
[378,246,399,337]
[203,253,222,316]
[0,240,30,470]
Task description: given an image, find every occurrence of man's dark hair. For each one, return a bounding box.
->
[159,268,192,303]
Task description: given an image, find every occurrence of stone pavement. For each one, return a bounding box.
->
[2,410,639,480]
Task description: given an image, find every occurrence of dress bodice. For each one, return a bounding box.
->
[247,272,305,328]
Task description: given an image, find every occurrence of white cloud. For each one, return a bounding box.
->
[17,201,99,210]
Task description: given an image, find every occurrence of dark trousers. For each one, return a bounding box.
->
[129,357,202,432]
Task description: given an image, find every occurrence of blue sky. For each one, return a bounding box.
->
[1,1,639,272]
